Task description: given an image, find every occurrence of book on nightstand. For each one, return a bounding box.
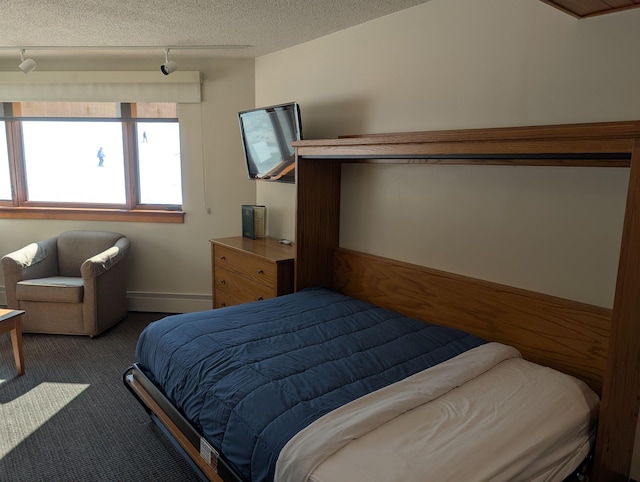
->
[242,205,266,239]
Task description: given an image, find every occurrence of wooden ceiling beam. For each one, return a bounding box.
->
[540,0,640,18]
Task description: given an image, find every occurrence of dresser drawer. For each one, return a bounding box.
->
[214,245,276,287]
[213,290,247,309]
[210,237,295,309]
[214,266,275,305]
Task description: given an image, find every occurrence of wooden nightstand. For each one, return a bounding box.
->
[210,237,295,308]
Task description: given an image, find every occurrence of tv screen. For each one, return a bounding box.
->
[238,102,302,183]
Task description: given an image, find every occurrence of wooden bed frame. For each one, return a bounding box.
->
[125,120,640,482]
[333,248,610,395]
[293,120,640,482]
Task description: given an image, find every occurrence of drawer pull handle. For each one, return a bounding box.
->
[258,269,264,275]
[220,279,226,284]
[221,303,226,307]
[220,256,226,261]
[257,296,264,301]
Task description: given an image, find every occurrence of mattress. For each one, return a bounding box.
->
[277,343,599,482]
[135,287,484,481]
[135,287,599,482]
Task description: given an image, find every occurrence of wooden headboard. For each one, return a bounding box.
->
[293,120,640,481]
[333,248,610,395]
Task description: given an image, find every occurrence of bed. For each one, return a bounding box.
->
[125,120,640,481]
[128,283,600,482]
[125,248,608,482]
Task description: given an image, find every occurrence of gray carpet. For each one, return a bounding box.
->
[0,312,201,482]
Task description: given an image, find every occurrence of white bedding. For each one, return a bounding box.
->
[275,343,599,482]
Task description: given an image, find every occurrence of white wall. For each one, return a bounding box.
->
[255,0,640,310]
[0,57,256,312]
[254,0,640,476]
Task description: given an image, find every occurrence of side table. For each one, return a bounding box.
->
[0,309,25,376]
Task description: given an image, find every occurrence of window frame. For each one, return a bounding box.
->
[0,102,184,223]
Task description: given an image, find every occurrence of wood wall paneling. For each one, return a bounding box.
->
[540,0,640,18]
[294,157,341,290]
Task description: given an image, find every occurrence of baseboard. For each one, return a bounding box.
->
[0,287,212,314]
[126,291,212,314]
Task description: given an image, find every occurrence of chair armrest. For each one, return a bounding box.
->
[1,237,59,281]
[80,237,131,279]
[1,237,59,308]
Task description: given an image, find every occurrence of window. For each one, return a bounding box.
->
[136,122,182,205]
[0,121,11,200]
[0,102,183,223]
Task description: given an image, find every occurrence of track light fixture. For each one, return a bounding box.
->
[160,48,177,75]
[18,49,37,74]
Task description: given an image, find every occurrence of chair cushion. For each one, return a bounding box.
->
[16,277,84,303]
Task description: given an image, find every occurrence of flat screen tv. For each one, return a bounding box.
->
[238,102,302,183]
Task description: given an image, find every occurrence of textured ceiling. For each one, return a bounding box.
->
[0,1,430,61]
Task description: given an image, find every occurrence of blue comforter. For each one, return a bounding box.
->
[136,287,485,481]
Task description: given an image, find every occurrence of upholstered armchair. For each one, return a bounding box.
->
[1,230,130,337]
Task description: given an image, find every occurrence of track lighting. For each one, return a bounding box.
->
[160,48,177,75]
[18,49,37,74]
